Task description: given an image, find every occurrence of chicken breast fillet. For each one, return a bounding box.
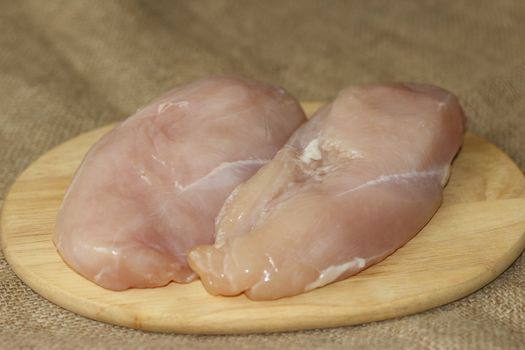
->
[188,83,465,300]
[54,76,306,290]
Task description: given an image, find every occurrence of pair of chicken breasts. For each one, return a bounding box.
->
[55,76,464,300]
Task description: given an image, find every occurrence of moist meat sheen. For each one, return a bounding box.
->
[188,83,465,300]
[54,76,306,290]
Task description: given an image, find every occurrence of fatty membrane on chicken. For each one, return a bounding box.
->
[54,76,306,290]
[188,83,465,300]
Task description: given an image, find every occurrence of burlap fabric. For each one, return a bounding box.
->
[1,1,524,349]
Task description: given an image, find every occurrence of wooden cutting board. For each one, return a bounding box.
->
[1,102,525,334]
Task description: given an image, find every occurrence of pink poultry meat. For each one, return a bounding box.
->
[188,83,465,300]
[54,76,306,290]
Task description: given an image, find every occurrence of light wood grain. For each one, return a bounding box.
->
[1,102,525,334]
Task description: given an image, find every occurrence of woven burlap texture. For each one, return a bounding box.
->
[1,1,524,349]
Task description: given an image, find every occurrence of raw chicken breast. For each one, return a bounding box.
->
[188,83,465,300]
[54,76,306,290]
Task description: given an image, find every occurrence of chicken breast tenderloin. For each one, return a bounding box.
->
[188,83,465,300]
[54,76,306,290]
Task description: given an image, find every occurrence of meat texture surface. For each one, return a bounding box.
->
[54,76,306,290]
[188,83,465,300]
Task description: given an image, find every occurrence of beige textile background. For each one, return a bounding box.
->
[1,1,524,349]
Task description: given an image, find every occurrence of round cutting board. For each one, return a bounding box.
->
[1,102,525,334]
